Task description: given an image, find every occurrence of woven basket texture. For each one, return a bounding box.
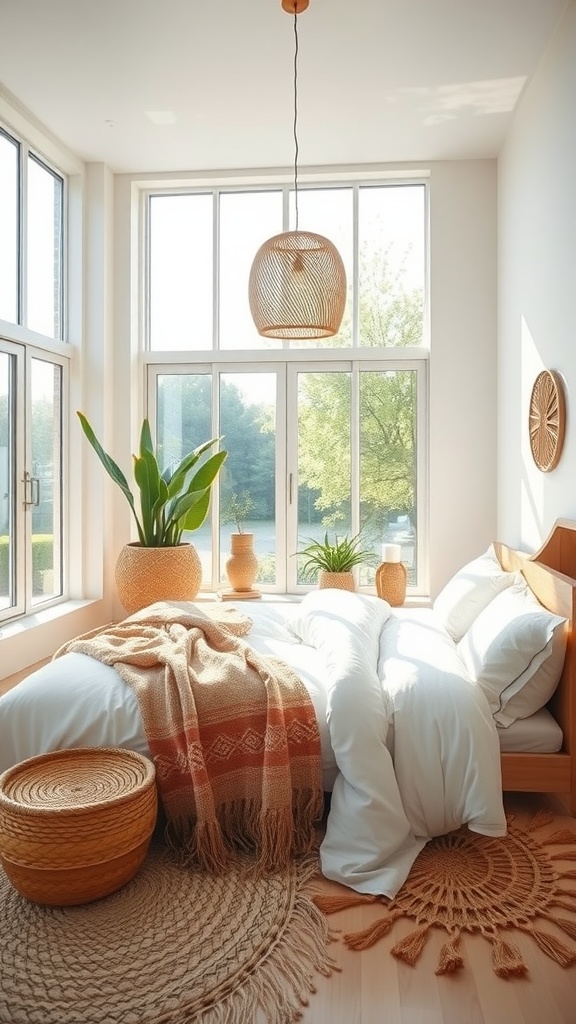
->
[249,230,347,340]
[376,561,407,606]
[318,571,356,592]
[0,747,157,906]
[115,542,202,615]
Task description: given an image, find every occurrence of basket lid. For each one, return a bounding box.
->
[0,747,156,815]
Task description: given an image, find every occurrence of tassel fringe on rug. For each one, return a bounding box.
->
[0,845,336,1024]
[313,812,576,980]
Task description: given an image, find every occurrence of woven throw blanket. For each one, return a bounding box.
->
[54,601,323,874]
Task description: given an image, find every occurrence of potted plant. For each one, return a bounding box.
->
[77,412,227,613]
[220,490,260,597]
[297,531,376,592]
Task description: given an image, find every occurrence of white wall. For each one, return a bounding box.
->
[498,0,576,553]
[428,160,498,595]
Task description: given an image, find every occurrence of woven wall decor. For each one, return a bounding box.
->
[529,369,566,472]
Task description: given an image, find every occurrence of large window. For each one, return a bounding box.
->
[145,180,428,594]
[0,124,67,625]
[147,354,426,594]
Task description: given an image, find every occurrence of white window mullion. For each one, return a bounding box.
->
[350,362,361,540]
[275,363,287,593]
[212,365,221,587]
[19,144,28,330]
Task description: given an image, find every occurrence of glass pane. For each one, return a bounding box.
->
[288,187,353,348]
[219,191,283,350]
[219,373,277,586]
[358,369,417,587]
[149,194,213,351]
[0,352,16,610]
[31,358,63,605]
[27,155,63,338]
[156,373,213,582]
[296,370,351,584]
[358,184,426,348]
[0,132,19,324]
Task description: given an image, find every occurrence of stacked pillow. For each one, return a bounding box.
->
[434,547,567,728]
[433,544,514,643]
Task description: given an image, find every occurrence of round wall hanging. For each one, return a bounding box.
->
[528,369,566,472]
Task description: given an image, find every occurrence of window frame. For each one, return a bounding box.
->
[144,177,430,353]
[142,173,430,596]
[145,348,428,596]
[0,117,71,627]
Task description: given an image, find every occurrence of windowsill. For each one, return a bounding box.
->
[0,598,108,685]
[0,599,97,640]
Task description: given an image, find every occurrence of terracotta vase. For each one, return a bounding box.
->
[318,570,356,592]
[115,542,202,615]
[225,533,259,593]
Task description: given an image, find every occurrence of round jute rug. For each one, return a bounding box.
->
[314,812,576,979]
[0,841,333,1024]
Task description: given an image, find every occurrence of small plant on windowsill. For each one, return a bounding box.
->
[297,531,377,592]
[221,491,259,596]
[220,491,255,535]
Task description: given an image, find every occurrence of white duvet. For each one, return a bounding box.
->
[0,590,507,897]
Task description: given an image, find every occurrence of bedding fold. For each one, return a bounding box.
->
[288,591,507,897]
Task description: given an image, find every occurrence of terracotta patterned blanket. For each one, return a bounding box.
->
[54,602,323,873]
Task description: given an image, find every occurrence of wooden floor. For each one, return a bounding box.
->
[298,793,576,1024]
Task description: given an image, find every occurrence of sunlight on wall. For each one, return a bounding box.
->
[520,315,545,545]
[394,77,526,126]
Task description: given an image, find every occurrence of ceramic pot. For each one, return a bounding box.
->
[318,570,356,592]
[225,533,259,592]
[115,542,202,615]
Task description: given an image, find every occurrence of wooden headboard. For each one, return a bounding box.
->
[493,518,576,815]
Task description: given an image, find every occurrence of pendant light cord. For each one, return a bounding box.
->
[292,8,299,231]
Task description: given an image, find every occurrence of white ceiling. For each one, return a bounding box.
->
[0,0,568,174]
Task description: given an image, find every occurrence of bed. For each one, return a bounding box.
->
[1,519,575,896]
[494,519,576,813]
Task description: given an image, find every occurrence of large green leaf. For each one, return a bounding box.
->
[77,412,143,540]
[78,412,226,547]
[166,437,222,495]
[181,487,211,532]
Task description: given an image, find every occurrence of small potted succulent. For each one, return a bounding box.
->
[297,531,376,591]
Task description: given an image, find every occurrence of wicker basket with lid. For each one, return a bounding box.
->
[0,746,157,906]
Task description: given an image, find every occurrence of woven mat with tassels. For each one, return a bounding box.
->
[313,811,576,978]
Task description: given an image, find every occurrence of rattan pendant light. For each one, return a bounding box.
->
[249,0,346,340]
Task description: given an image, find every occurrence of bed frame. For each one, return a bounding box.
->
[493,518,576,816]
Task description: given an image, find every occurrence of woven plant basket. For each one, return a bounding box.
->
[318,570,356,592]
[376,561,407,606]
[115,542,202,615]
[0,747,157,906]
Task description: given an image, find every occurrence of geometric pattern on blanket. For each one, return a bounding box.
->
[54,601,324,875]
[314,811,576,978]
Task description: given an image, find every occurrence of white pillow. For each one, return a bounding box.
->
[287,588,391,653]
[433,544,515,642]
[457,575,567,727]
